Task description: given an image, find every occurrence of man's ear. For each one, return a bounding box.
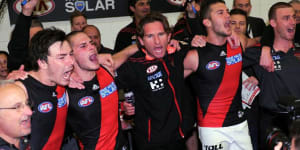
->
[270,19,276,28]
[167,33,171,43]
[203,18,211,28]
[129,6,135,14]
[138,36,144,46]
[38,59,48,69]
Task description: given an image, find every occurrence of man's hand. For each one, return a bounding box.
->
[191,35,207,47]
[227,32,241,49]
[21,0,39,16]
[6,65,28,80]
[260,46,274,72]
[274,142,283,150]
[123,102,135,116]
[98,53,114,68]
[68,72,85,89]
[169,39,181,52]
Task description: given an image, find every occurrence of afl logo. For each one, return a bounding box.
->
[78,96,94,107]
[167,0,184,6]
[146,65,158,74]
[206,61,220,70]
[38,102,53,113]
[13,0,55,16]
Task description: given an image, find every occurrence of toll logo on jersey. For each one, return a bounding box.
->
[78,96,94,107]
[147,71,162,81]
[38,102,53,113]
[57,92,67,108]
[99,82,117,98]
[146,65,158,74]
[206,61,220,70]
[226,54,242,65]
[149,78,164,91]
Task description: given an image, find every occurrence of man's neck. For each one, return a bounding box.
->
[74,67,96,82]
[207,33,227,46]
[273,38,294,53]
[0,133,20,149]
[29,70,56,86]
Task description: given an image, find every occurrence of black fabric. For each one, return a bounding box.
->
[246,16,266,38]
[7,13,31,72]
[20,76,66,150]
[0,137,29,150]
[116,48,191,147]
[245,47,300,112]
[114,20,137,53]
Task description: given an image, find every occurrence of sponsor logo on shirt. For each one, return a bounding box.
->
[57,92,67,108]
[146,65,158,74]
[147,71,162,81]
[38,102,53,113]
[226,54,242,65]
[272,55,281,71]
[204,144,224,150]
[78,96,94,107]
[149,78,164,91]
[206,61,220,70]
[99,82,117,98]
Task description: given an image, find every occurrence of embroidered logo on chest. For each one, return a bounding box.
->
[38,102,53,113]
[78,96,94,107]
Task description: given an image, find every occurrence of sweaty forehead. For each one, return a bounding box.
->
[71,33,90,45]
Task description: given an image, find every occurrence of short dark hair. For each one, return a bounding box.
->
[268,2,292,20]
[70,11,87,25]
[230,8,247,18]
[27,28,66,71]
[289,0,300,5]
[82,25,100,36]
[128,0,151,16]
[136,12,171,38]
[0,51,8,58]
[200,0,225,20]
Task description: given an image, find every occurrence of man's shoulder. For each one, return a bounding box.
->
[248,16,265,24]
[118,21,136,33]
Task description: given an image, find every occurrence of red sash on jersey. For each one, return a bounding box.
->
[95,67,119,150]
[42,85,67,150]
[197,43,242,127]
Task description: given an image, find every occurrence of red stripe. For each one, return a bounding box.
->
[198,44,242,127]
[148,119,151,142]
[172,29,184,37]
[95,67,118,150]
[161,59,184,138]
[42,86,67,150]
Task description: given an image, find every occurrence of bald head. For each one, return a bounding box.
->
[0,83,32,147]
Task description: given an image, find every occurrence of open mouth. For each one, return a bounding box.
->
[89,53,98,63]
[287,27,295,33]
[63,70,72,80]
[21,116,31,128]
[224,20,231,28]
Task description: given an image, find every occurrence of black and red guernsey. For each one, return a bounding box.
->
[190,42,246,127]
[20,75,67,150]
[67,67,123,150]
